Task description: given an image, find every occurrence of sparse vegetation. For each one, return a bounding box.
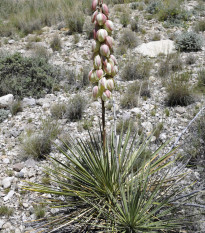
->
[185,54,196,65]
[122,58,152,81]
[0,205,13,217]
[131,16,139,32]
[119,29,138,48]
[10,100,22,116]
[50,34,62,51]
[120,10,130,27]
[50,103,67,119]
[165,72,194,106]
[34,205,45,219]
[196,69,205,93]
[66,95,86,121]
[21,119,59,159]
[116,118,136,135]
[194,20,205,32]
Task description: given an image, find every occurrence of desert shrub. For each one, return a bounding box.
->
[21,119,59,159]
[10,100,22,116]
[153,122,163,141]
[140,80,151,98]
[119,29,138,48]
[32,45,50,61]
[0,22,14,37]
[185,114,205,168]
[0,53,59,99]
[131,16,139,32]
[0,205,13,217]
[66,95,86,121]
[175,31,203,52]
[122,58,152,81]
[120,82,140,109]
[83,17,93,39]
[158,53,183,77]
[196,69,205,93]
[50,103,67,119]
[194,20,205,32]
[165,72,194,106]
[50,34,62,51]
[116,44,127,55]
[0,109,9,123]
[65,10,85,34]
[146,0,162,14]
[81,66,90,87]
[185,54,196,65]
[157,0,191,25]
[152,33,161,41]
[120,10,130,27]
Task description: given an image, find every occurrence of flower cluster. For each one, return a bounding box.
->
[89,0,118,102]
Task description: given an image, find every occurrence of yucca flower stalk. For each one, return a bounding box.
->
[89,0,118,152]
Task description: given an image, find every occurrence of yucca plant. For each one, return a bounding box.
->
[24,128,191,232]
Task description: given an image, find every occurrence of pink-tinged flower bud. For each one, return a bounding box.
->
[108,58,114,67]
[92,86,99,99]
[92,0,99,12]
[92,40,100,52]
[111,65,118,77]
[102,4,109,16]
[93,28,98,40]
[104,20,114,33]
[105,36,114,49]
[110,55,118,65]
[96,69,104,81]
[102,90,112,102]
[98,77,107,92]
[91,10,98,23]
[100,44,110,57]
[96,13,107,26]
[104,62,113,75]
[94,55,102,69]
[89,70,96,83]
[107,79,114,91]
[97,29,108,42]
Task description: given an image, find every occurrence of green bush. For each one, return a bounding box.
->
[146,1,162,14]
[65,11,85,34]
[0,53,59,99]
[122,58,152,81]
[196,69,205,93]
[120,29,138,48]
[165,72,194,106]
[185,54,196,65]
[66,95,86,121]
[50,34,62,51]
[131,16,139,32]
[175,31,203,52]
[0,109,9,123]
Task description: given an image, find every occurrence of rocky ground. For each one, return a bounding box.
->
[0,0,205,232]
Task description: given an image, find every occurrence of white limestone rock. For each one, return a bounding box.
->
[135,40,175,57]
[0,94,14,108]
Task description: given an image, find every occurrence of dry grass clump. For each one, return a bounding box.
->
[165,72,194,106]
[119,29,138,48]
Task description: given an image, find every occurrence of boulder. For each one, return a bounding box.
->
[135,40,175,57]
[0,94,14,108]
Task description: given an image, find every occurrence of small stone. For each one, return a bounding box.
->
[15,172,24,178]
[2,177,14,189]
[3,158,10,164]
[0,220,5,228]
[22,97,36,107]
[25,159,36,167]
[131,108,141,116]
[15,228,21,233]
[122,112,131,121]
[142,122,153,132]
[3,222,12,229]
[3,190,15,201]
[175,106,186,114]
[13,163,24,172]
[23,203,29,208]
[8,39,15,44]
